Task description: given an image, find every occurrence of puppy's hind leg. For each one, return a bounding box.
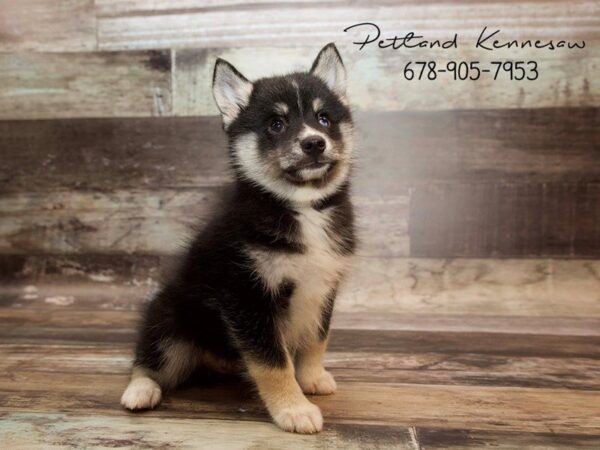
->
[121,339,198,411]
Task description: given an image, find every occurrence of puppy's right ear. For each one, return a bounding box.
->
[212,58,253,129]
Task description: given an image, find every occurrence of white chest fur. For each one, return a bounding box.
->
[247,206,350,350]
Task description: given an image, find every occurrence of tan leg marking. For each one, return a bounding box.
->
[120,367,162,410]
[247,358,323,434]
[295,339,336,395]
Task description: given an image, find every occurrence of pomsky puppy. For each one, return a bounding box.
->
[121,43,355,434]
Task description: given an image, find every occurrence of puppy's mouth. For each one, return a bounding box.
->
[283,159,336,182]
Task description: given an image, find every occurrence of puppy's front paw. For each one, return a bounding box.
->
[273,401,323,434]
[120,376,162,410]
[297,369,337,395]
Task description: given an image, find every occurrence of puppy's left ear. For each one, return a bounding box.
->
[213,58,253,129]
[310,43,346,99]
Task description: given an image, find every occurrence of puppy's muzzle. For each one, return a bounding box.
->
[300,136,326,157]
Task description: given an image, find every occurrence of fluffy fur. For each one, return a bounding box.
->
[121,43,355,434]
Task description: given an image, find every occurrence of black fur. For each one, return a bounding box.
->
[133,47,355,387]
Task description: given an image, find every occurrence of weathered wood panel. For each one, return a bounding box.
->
[3,342,599,390]
[409,182,600,257]
[0,0,96,52]
[333,313,600,337]
[96,1,600,50]
[2,109,599,257]
[0,190,404,257]
[358,108,600,191]
[173,44,600,115]
[0,3,597,115]
[0,45,598,119]
[3,413,599,450]
[0,412,415,450]
[2,110,598,193]
[0,52,172,120]
[3,303,600,358]
[0,117,227,193]
[347,258,600,316]
[3,258,600,317]
[1,370,598,434]
[415,428,600,449]
[0,190,216,254]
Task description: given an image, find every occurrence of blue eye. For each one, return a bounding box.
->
[317,112,330,128]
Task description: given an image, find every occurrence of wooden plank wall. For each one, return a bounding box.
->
[0,3,599,262]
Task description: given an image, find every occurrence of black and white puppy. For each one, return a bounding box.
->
[121,43,355,434]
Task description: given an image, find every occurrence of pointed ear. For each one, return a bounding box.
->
[212,58,253,129]
[310,43,346,99]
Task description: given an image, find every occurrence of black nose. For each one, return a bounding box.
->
[300,136,326,156]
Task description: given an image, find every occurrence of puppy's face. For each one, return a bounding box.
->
[213,44,354,203]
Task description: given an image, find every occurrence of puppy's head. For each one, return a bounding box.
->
[213,44,353,204]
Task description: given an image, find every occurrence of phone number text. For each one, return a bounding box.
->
[403,61,539,81]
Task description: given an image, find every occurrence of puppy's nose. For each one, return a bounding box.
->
[300,136,326,156]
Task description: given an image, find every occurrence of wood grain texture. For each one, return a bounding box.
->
[2,278,599,443]
[410,182,600,257]
[2,108,599,257]
[0,117,227,193]
[347,258,600,316]
[415,428,600,449]
[3,302,600,358]
[0,52,172,120]
[3,342,599,391]
[3,258,600,317]
[174,44,600,115]
[0,190,216,254]
[0,190,403,257]
[0,3,597,117]
[0,0,96,52]
[2,110,598,193]
[1,370,598,434]
[0,412,416,450]
[0,44,598,119]
[96,1,600,50]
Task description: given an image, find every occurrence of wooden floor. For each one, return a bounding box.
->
[1,271,599,449]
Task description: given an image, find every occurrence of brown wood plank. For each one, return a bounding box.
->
[415,427,600,449]
[2,304,600,358]
[0,52,172,120]
[3,343,599,391]
[1,371,598,434]
[359,108,600,193]
[2,109,599,258]
[332,313,600,337]
[328,330,600,359]
[2,110,598,193]
[96,2,600,49]
[0,412,415,450]
[0,117,226,193]
[0,0,96,52]
[409,182,600,257]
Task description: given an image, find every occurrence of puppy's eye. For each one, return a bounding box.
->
[317,112,330,128]
[269,117,286,134]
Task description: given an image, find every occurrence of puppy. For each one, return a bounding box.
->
[121,43,355,434]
